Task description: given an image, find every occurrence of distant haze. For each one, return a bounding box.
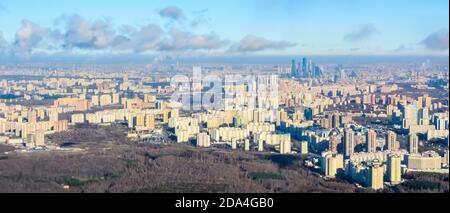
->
[0,54,448,65]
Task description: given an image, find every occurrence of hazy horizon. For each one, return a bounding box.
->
[0,54,448,65]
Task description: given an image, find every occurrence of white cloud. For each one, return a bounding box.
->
[0,31,10,54]
[344,24,378,42]
[13,20,49,58]
[63,15,115,50]
[113,24,164,52]
[231,34,296,52]
[190,9,211,27]
[159,6,184,21]
[393,44,414,52]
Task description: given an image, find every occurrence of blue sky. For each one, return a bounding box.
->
[0,0,448,60]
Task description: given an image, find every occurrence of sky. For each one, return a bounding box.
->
[0,0,448,62]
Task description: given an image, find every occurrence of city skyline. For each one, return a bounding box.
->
[0,0,449,62]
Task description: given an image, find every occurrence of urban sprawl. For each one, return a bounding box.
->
[0,58,449,191]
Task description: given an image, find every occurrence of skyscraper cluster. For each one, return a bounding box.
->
[291,58,323,79]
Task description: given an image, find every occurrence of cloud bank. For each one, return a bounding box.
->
[0,11,295,59]
[421,29,449,51]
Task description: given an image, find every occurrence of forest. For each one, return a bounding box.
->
[0,125,447,193]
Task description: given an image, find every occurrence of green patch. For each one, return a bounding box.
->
[103,172,121,180]
[66,178,87,187]
[265,154,301,167]
[249,172,285,180]
[237,157,252,162]
[144,152,172,160]
[0,174,35,182]
[402,181,440,190]
[125,159,138,169]
[60,142,77,148]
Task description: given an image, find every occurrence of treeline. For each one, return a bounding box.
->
[381,172,449,193]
